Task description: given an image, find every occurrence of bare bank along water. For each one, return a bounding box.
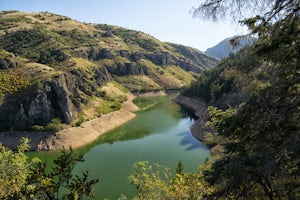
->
[29,95,209,199]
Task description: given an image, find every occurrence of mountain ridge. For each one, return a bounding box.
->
[205,36,254,59]
[0,10,219,132]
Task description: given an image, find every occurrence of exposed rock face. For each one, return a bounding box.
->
[0,73,80,130]
[143,52,204,73]
[144,52,176,66]
[48,74,77,124]
[92,67,112,85]
[28,92,52,124]
[87,47,207,74]
[102,30,113,37]
[0,57,17,69]
[88,48,114,60]
[106,62,148,76]
[130,52,144,61]
[0,99,138,151]
[87,47,207,76]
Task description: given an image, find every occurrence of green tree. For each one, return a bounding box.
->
[0,138,99,200]
[192,0,299,23]
[0,138,32,199]
[192,0,300,199]
[130,160,214,200]
[175,160,184,175]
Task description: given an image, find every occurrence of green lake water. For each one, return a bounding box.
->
[29,95,209,199]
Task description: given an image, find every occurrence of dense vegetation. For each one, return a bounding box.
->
[130,160,214,199]
[183,49,268,103]
[132,0,300,199]
[0,138,98,199]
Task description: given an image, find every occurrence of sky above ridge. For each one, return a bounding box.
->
[0,0,246,51]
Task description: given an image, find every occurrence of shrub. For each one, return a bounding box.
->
[32,118,63,132]
[72,115,85,127]
[44,118,63,132]
[31,125,45,132]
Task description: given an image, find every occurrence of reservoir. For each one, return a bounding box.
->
[30,95,209,199]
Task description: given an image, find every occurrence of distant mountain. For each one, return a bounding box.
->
[205,36,254,59]
[0,11,219,131]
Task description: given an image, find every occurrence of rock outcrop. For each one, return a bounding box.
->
[106,62,148,76]
[0,93,139,151]
[0,73,80,130]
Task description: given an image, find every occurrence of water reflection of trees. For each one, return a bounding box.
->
[177,131,208,151]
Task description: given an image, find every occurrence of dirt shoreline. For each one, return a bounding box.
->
[173,95,208,141]
[0,91,166,151]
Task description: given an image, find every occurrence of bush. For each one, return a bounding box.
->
[32,118,63,132]
[95,100,122,116]
[44,118,63,132]
[202,132,218,148]
[31,125,45,132]
[72,115,85,127]
[0,138,99,199]
[130,160,214,199]
[0,70,30,97]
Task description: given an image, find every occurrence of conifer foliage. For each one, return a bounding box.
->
[190,0,300,199]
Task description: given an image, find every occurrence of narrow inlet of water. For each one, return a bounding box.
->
[29,95,209,199]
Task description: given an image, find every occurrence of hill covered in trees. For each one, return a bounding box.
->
[180,44,299,199]
[0,10,219,132]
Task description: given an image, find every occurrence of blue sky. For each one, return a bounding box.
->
[1,0,246,51]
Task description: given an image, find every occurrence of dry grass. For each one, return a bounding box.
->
[82,98,101,119]
[82,83,128,119]
[70,57,97,69]
[100,82,126,97]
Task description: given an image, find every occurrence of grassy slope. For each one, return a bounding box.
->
[0,10,219,129]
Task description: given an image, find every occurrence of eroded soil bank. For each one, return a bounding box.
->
[0,93,142,151]
[173,95,209,140]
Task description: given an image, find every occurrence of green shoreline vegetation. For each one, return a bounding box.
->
[132,97,158,111]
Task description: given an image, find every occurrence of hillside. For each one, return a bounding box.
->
[0,10,219,132]
[178,16,299,198]
[205,36,254,59]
